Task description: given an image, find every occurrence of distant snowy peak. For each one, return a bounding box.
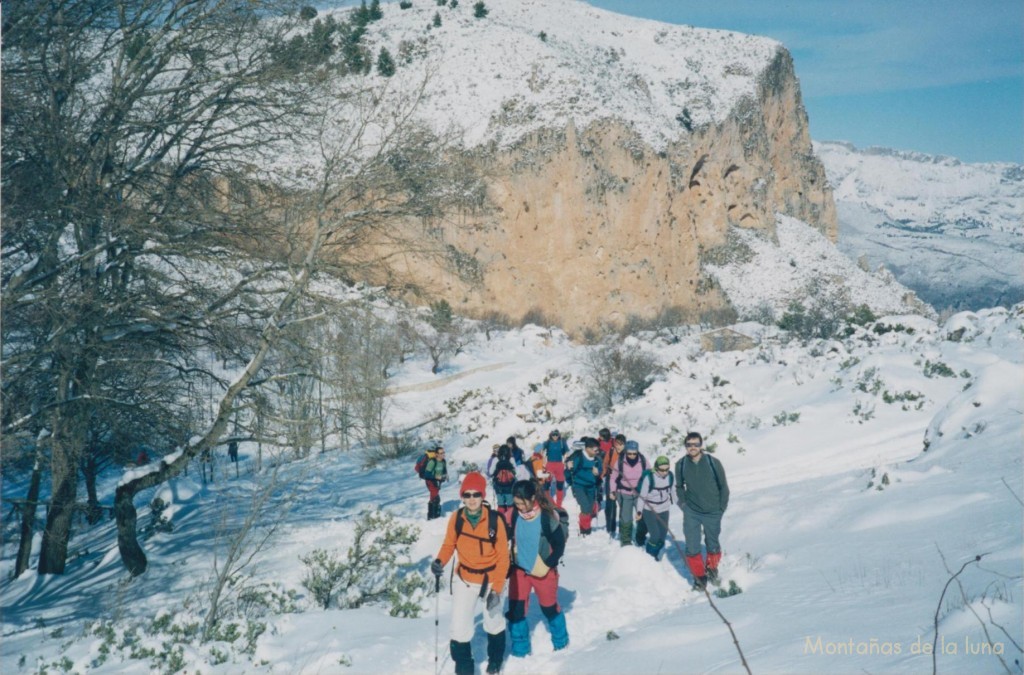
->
[815,140,1024,311]
[814,140,1022,233]
[355,0,780,149]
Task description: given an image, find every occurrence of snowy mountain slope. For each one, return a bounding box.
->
[815,141,1024,312]
[352,0,780,151]
[3,306,1022,674]
[704,214,931,320]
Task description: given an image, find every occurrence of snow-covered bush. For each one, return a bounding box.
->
[300,512,429,616]
[580,342,665,413]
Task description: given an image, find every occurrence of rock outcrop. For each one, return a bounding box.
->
[335,0,839,333]
[408,52,835,333]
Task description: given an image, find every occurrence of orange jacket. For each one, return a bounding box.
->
[601,444,620,478]
[436,506,510,593]
[528,453,548,482]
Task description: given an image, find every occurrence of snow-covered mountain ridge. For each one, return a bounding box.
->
[357,0,780,151]
[815,140,1024,311]
[292,0,854,333]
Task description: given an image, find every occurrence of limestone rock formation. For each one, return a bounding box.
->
[323,0,840,333]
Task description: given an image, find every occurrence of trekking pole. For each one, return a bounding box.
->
[434,572,441,675]
[653,510,752,675]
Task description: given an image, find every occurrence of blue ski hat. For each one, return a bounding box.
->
[625,440,640,452]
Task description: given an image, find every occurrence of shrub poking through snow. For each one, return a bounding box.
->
[714,580,743,598]
[580,341,664,413]
[300,512,428,615]
[923,359,956,378]
[143,497,173,537]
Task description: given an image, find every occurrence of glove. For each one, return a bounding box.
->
[485,589,501,611]
[431,558,444,577]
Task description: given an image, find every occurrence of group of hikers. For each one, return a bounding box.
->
[418,429,730,674]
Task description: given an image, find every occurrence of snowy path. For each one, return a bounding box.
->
[386,363,514,396]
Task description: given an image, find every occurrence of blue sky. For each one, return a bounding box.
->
[584,0,1023,163]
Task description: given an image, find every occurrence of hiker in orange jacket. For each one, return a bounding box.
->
[600,430,623,537]
[432,472,511,675]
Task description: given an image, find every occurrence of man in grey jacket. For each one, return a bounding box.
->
[675,432,729,590]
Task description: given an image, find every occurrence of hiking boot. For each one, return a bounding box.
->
[486,631,505,674]
[450,640,474,675]
[692,575,708,591]
[707,568,720,585]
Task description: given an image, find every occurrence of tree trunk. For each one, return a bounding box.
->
[114,233,324,574]
[83,454,102,524]
[37,440,78,574]
[14,460,44,578]
[114,489,146,576]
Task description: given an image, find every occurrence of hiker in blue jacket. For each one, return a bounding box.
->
[507,480,569,658]
[568,437,602,536]
[542,429,570,506]
[506,436,526,465]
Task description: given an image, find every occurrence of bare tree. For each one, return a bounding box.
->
[111,75,483,575]
[408,300,476,374]
[202,465,292,642]
[1,0,333,574]
[579,340,665,414]
[3,0,482,576]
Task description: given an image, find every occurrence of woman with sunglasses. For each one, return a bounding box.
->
[610,440,648,547]
[506,480,569,659]
[431,472,511,675]
[635,455,675,560]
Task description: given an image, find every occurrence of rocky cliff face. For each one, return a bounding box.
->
[411,51,836,333]
[332,0,839,333]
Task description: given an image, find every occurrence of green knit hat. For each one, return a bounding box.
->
[654,455,670,468]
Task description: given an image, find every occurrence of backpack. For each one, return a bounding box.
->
[514,505,570,567]
[638,469,674,504]
[564,448,581,485]
[545,506,570,543]
[493,459,517,493]
[414,451,434,479]
[454,505,506,555]
[615,452,648,489]
[540,506,570,567]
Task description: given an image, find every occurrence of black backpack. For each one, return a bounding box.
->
[545,506,570,545]
[493,458,517,493]
[512,505,569,567]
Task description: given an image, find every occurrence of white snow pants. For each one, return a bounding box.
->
[450,575,505,642]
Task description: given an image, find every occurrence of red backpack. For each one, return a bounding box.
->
[415,451,435,479]
[493,458,517,493]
